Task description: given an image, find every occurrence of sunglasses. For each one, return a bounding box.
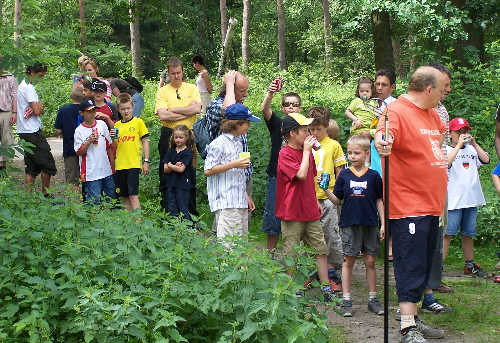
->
[176,89,181,100]
[282,101,301,108]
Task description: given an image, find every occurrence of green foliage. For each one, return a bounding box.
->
[0,179,332,342]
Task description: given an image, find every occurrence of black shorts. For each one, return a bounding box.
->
[18,131,57,177]
[114,168,140,197]
[391,215,439,303]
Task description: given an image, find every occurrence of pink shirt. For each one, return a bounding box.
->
[0,73,18,112]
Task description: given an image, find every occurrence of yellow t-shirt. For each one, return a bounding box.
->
[115,117,149,170]
[155,82,201,129]
[313,137,346,199]
[348,97,378,136]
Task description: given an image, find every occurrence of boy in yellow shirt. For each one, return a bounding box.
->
[111,93,150,211]
[305,107,346,291]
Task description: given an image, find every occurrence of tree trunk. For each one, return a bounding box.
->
[450,0,485,64]
[78,0,86,51]
[276,0,286,70]
[371,10,394,71]
[220,0,227,45]
[321,0,333,76]
[129,0,142,78]
[241,0,250,72]
[199,0,207,43]
[14,0,21,48]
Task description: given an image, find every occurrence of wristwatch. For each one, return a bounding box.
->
[144,158,150,163]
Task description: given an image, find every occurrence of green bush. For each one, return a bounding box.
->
[0,179,332,343]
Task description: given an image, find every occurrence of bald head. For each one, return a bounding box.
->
[234,72,249,103]
[407,66,445,109]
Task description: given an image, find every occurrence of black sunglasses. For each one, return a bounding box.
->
[176,89,181,100]
[282,101,301,107]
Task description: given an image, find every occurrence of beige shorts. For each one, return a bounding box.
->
[0,111,14,162]
[216,208,249,242]
[282,220,328,256]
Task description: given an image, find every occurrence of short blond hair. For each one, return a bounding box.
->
[327,119,340,141]
[117,93,133,107]
[346,135,370,151]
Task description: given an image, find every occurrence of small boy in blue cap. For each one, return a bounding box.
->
[204,103,260,244]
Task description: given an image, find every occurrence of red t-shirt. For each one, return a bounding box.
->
[376,96,447,219]
[275,145,321,221]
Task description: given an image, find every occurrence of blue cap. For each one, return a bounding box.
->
[78,99,96,112]
[225,103,260,122]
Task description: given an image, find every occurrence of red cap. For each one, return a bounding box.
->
[449,117,470,131]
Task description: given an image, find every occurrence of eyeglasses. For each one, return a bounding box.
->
[282,101,300,107]
[176,89,181,100]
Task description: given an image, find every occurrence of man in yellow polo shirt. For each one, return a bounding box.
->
[155,56,201,213]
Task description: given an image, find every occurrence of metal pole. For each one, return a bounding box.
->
[383,114,390,343]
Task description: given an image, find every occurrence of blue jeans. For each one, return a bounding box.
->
[261,176,281,235]
[132,93,144,117]
[84,175,116,205]
[447,207,478,237]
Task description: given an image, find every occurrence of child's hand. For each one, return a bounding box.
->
[268,81,278,93]
[89,132,98,143]
[233,157,250,169]
[379,225,385,241]
[175,162,184,167]
[142,162,150,175]
[303,135,315,152]
[354,119,362,129]
[457,134,469,147]
[247,195,255,212]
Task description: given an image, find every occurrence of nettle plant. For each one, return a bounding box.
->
[0,179,331,343]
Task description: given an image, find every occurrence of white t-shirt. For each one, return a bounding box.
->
[16,80,42,133]
[446,144,486,210]
[74,120,113,182]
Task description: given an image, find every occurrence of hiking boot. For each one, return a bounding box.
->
[395,308,401,321]
[304,271,319,289]
[368,297,384,315]
[342,299,353,317]
[415,318,445,339]
[422,300,452,314]
[435,282,453,293]
[464,264,487,278]
[400,327,427,343]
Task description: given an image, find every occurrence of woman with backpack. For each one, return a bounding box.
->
[109,77,144,118]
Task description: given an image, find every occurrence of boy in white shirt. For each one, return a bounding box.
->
[74,99,115,205]
[443,117,490,277]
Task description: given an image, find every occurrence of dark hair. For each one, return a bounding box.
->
[26,62,47,74]
[375,68,396,85]
[191,55,205,66]
[169,124,197,166]
[219,119,247,133]
[428,62,451,78]
[125,76,143,93]
[167,56,183,72]
[306,106,330,127]
[282,92,302,106]
[70,89,85,103]
[355,76,375,98]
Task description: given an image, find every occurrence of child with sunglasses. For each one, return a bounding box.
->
[260,79,303,252]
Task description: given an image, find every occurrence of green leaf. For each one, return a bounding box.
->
[3,304,19,318]
[84,332,94,343]
[221,272,242,285]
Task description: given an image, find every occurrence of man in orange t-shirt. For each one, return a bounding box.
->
[375,66,447,343]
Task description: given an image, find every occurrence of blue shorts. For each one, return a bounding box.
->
[391,215,439,303]
[261,176,281,235]
[446,207,478,237]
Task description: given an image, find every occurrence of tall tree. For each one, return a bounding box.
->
[78,0,86,51]
[276,0,286,70]
[129,0,142,77]
[14,0,21,48]
[199,0,208,43]
[220,0,227,45]
[371,10,394,71]
[241,0,250,72]
[321,0,333,75]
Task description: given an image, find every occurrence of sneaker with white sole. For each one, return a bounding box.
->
[368,297,384,315]
[422,300,452,313]
[415,318,445,339]
[401,327,427,343]
[342,299,353,317]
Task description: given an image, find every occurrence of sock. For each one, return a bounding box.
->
[423,293,435,306]
[343,293,351,301]
[465,260,475,268]
[400,314,416,334]
[369,291,377,300]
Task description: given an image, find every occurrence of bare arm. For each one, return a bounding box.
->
[222,70,237,109]
[447,135,467,167]
[471,138,490,164]
[334,165,344,178]
[76,133,97,156]
[345,109,362,128]
[55,129,62,135]
[492,174,500,197]
[142,138,150,175]
[204,157,249,176]
[30,101,44,116]
[323,189,340,205]
[157,108,190,121]
[167,162,186,173]
[376,198,385,240]
[296,136,315,180]
[168,101,202,115]
[201,70,213,94]
[261,81,278,121]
